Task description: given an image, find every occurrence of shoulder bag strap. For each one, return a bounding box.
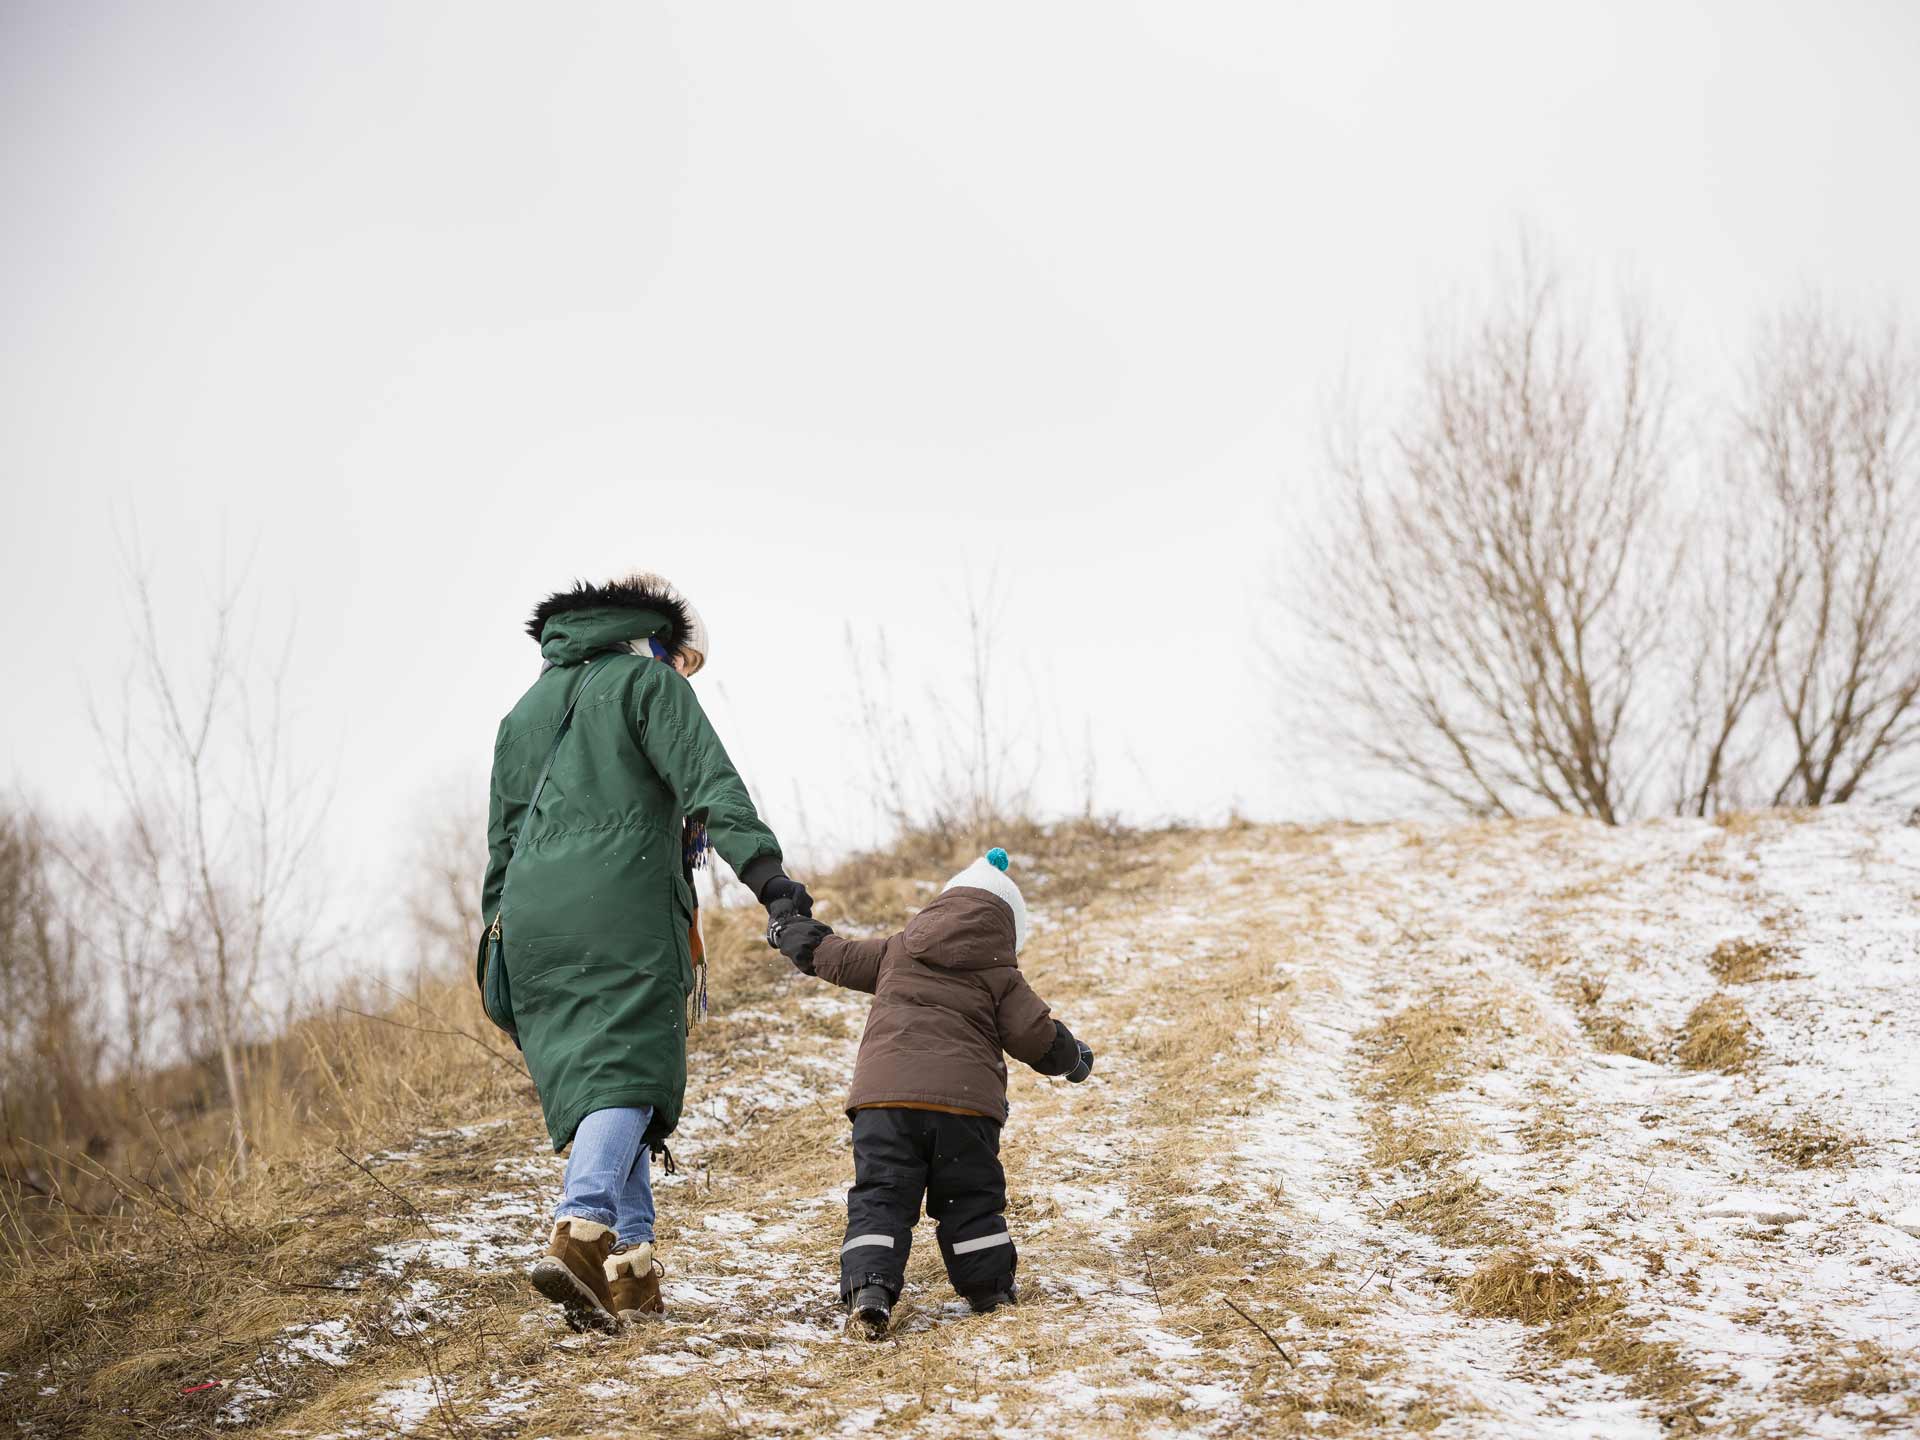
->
[496,660,610,925]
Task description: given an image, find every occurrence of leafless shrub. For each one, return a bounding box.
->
[1670,466,1794,816]
[1737,306,1920,806]
[58,559,330,1178]
[401,783,487,980]
[1306,252,1679,823]
[0,806,110,1164]
[1300,252,1920,820]
[844,573,1040,852]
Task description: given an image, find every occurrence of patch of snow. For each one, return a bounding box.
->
[1704,1193,1809,1226]
[281,1317,357,1367]
[370,1377,439,1433]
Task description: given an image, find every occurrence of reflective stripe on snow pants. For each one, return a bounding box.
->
[951,1229,1012,1255]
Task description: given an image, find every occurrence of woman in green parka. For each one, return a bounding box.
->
[478,572,810,1329]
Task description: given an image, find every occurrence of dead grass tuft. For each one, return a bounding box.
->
[1387,1172,1520,1248]
[1367,998,1502,1100]
[1457,1252,1704,1419]
[1566,972,1659,1060]
[1676,994,1755,1072]
[1579,1011,1660,1060]
[1359,995,1532,1252]
[1712,808,1815,836]
[1456,1252,1589,1326]
[1738,1117,1860,1169]
[1707,937,1789,984]
[1796,1340,1911,1410]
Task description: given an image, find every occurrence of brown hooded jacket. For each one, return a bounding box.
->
[811,885,1061,1121]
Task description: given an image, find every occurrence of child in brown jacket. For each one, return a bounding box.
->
[770,848,1093,1338]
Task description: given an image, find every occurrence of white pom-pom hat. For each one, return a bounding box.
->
[942,847,1028,952]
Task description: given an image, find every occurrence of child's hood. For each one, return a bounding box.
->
[901,888,1020,972]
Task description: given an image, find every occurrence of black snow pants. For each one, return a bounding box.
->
[839,1107,1014,1304]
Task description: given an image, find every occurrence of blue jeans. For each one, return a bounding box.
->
[554,1106,655,1248]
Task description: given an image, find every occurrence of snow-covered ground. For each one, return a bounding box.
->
[244,808,1919,1436]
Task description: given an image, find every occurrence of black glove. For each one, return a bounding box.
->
[1066,1040,1095,1084]
[757,873,813,918]
[770,914,832,976]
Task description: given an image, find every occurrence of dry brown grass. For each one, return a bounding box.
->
[1388,1171,1521,1249]
[1353,965,1716,1427]
[1357,992,1528,1250]
[1738,1116,1860,1169]
[1708,937,1790,984]
[1457,1253,1706,1424]
[1676,994,1756,1071]
[1039,824,1515,1436]
[1578,1010,1660,1061]
[1711,808,1816,837]
[0,975,545,1424]
[1795,1341,1914,1413]
[1368,998,1503,1101]
[0,895,840,1438]
[1563,971,1660,1061]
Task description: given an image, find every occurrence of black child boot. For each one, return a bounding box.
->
[966,1279,1019,1314]
[846,1284,893,1340]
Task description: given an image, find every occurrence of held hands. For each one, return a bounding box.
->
[758,875,814,918]
[766,900,832,976]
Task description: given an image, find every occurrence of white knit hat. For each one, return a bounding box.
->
[942,847,1028,952]
[617,571,710,675]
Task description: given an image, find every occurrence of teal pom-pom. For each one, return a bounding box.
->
[986,847,1009,872]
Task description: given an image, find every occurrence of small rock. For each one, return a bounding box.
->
[1705,1192,1807,1226]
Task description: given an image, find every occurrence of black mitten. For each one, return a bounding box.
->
[1066,1040,1095,1084]
[765,897,798,946]
[773,915,832,975]
[1034,1020,1087,1077]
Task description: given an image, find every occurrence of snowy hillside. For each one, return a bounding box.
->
[27,809,1919,1438]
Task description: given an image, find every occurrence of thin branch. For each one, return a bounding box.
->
[1222,1296,1295,1367]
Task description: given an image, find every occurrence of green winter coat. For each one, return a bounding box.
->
[479,580,784,1152]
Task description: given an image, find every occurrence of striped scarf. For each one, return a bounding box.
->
[684,818,710,1024]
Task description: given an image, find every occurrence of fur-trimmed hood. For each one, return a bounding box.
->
[527,577,693,650]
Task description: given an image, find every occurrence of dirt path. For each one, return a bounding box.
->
[255,812,1917,1437]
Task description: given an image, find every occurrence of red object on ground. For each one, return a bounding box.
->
[179,1381,224,1394]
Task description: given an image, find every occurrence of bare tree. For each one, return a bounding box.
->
[1304,253,1679,823]
[1668,473,1794,817]
[66,560,328,1177]
[1737,306,1920,805]
[845,573,1040,846]
[0,807,108,1148]
[401,784,486,979]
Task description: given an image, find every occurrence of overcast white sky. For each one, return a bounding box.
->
[4,1,1918,923]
